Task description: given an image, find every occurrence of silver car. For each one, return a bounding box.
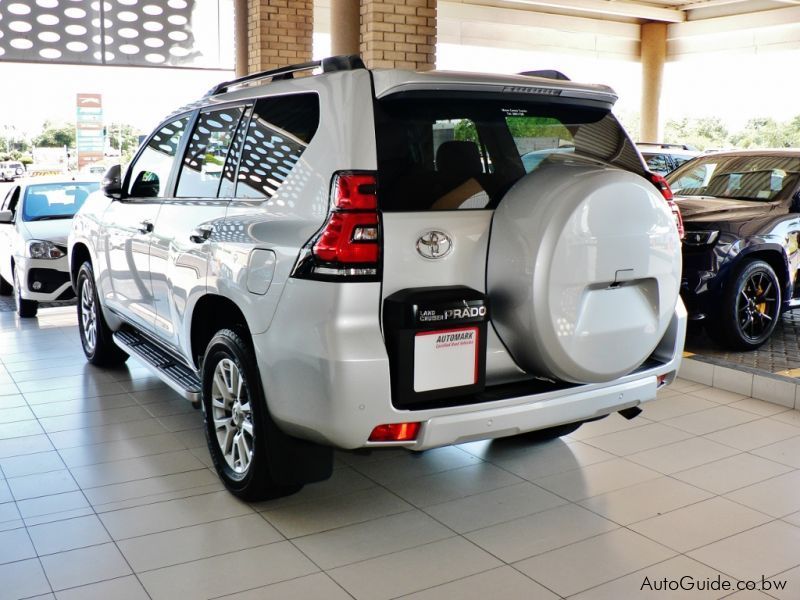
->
[69,56,686,500]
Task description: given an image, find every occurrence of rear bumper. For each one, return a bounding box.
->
[256,280,686,451]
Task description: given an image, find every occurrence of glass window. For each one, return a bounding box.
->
[176,106,245,198]
[643,153,670,175]
[21,182,100,222]
[1,186,20,213]
[667,155,800,201]
[234,93,320,200]
[127,116,190,198]
[375,98,637,211]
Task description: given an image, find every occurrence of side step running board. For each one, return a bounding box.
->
[113,328,202,403]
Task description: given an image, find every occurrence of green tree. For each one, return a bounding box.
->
[730,117,798,149]
[33,122,76,148]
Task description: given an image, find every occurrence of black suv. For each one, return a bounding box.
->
[668,150,800,349]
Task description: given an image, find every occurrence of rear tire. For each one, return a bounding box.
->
[0,275,11,296]
[76,261,128,366]
[201,328,302,501]
[14,268,37,318]
[707,259,781,350]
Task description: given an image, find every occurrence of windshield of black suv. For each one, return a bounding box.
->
[374,96,643,211]
[666,154,800,202]
[21,182,100,222]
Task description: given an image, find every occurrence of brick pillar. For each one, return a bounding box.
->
[640,21,667,143]
[360,0,436,71]
[247,0,313,73]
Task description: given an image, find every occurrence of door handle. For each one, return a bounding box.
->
[189,226,214,243]
[137,220,153,234]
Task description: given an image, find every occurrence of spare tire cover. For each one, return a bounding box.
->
[487,160,681,383]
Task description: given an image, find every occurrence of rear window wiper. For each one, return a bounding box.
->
[27,215,72,221]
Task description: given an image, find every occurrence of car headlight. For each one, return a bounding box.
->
[27,240,66,259]
[683,230,719,246]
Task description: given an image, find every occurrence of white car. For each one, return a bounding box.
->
[0,178,99,317]
[69,56,685,500]
[0,161,25,182]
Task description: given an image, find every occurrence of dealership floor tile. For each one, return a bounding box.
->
[1,307,800,599]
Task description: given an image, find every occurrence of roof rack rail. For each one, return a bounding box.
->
[205,54,366,97]
[518,69,571,81]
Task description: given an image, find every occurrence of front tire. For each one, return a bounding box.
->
[0,274,11,296]
[14,268,37,318]
[708,259,781,350]
[76,261,128,366]
[201,329,301,501]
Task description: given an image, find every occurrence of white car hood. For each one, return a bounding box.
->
[19,219,73,246]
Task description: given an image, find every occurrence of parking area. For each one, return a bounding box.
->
[0,306,798,599]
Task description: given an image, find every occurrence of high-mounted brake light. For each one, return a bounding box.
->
[292,171,381,281]
[648,172,684,239]
[369,422,421,442]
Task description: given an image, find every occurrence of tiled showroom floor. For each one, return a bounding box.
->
[2,309,800,599]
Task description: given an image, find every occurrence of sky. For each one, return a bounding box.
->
[1,32,799,140]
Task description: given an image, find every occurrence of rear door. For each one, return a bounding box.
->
[100,115,190,333]
[149,104,249,352]
[373,93,646,385]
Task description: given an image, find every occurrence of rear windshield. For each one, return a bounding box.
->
[666,154,800,202]
[374,97,643,211]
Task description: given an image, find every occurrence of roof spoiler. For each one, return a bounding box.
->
[205,54,366,97]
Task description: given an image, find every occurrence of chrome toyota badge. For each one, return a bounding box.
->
[416,230,453,260]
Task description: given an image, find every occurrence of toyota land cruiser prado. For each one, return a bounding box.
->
[68,56,686,499]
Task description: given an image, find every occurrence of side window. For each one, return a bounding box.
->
[127,116,190,198]
[644,154,670,174]
[2,187,20,214]
[176,106,245,198]
[235,93,320,200]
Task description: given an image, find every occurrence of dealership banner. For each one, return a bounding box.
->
[0,0,233,69]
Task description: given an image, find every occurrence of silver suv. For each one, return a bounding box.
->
[69,56,686,500]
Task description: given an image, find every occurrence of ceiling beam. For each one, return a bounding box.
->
[502,0,686,22]
[670,4,800,36]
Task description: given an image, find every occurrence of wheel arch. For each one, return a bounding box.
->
[733,244,791,302]
[189,294,251,370]
[70,242,92,289]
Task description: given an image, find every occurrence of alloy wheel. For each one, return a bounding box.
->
[736,270,778,341]
[210,358,254,475]
[80,276,98,352]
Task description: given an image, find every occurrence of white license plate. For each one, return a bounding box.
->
[414,327,479,392]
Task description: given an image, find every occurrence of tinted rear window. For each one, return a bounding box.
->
[375,97,642,211]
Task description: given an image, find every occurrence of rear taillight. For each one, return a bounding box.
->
[648,172,684,239]
[292,171,381,281]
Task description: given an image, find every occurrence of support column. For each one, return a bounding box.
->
[331,0,360,56]
[235,0,248,76]
[247,0,313,73]
[640,21,667,143]
[360,0,436,71]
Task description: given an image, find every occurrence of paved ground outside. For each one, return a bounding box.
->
[1,306,800,598]
[686,312,800,377]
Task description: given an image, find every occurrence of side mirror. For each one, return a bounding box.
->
[102,164,125,200]
[0,210,12,223]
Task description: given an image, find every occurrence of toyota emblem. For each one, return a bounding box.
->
[416,230,453,260]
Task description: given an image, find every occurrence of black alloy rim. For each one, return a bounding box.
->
[736,270,777,341]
